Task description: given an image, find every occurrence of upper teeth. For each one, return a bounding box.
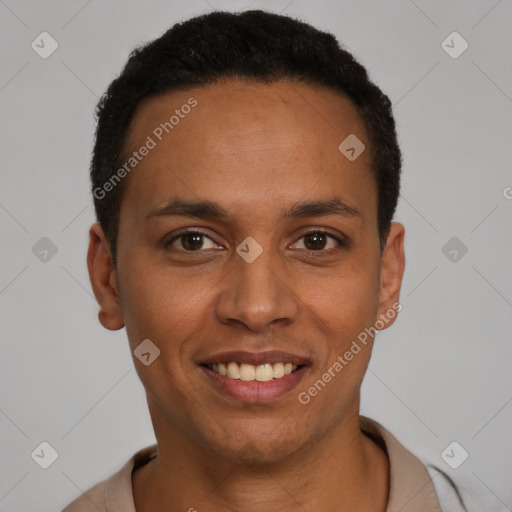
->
[208,362,298,381]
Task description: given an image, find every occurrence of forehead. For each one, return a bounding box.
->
[119,79,375,224]
[126,78,367,154]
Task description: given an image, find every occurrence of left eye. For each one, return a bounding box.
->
[291,231,343,252]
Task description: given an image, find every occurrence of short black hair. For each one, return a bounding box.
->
[91,9,401,265]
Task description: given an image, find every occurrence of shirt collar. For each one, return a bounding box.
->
[360,415,442,511]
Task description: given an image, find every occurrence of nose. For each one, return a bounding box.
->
[214,243,300,332]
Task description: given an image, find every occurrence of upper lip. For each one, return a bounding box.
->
[199,350,311,366]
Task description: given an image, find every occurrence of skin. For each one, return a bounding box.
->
[87,79,405,512]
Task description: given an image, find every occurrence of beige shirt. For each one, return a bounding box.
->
[61,416,454,512]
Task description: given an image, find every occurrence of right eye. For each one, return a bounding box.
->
[166,230,222,252]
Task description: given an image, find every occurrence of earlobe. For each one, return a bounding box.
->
[377,222,405,328]
[87,223,125,331]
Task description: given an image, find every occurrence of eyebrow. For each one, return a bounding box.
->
[145,197,360,221]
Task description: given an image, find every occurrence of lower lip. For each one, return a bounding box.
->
[200,365,309,403]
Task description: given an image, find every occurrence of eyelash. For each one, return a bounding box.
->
[165,229,346,255]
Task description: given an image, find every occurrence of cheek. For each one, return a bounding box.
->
[299,259,381,400]
[118,255,212,354]
[304,262,380,339]
[118,261,214,406]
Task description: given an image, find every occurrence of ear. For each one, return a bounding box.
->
[377,222,405,329]
[87,223,124,330]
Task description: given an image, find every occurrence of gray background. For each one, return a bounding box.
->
[1,0,511,510]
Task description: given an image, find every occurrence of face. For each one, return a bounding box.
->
[88,79,405,466]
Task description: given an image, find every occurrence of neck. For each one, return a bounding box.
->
[133,401,389,512]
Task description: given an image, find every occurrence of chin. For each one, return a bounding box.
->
[207,422,307,468]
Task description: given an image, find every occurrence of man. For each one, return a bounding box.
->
[62,9,466,512]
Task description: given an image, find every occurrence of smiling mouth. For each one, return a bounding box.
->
[203,362,301,381]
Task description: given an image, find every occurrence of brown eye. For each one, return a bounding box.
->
[291,231,344,252]
[167,231,219,251]
[304,232,328,250]
[181,233,205,251]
